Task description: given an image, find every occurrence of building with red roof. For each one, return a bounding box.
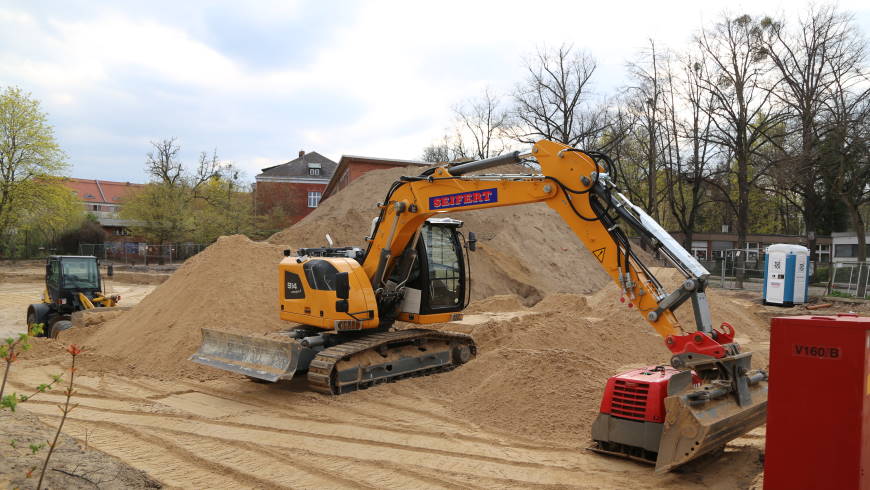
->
[61,178,145,239]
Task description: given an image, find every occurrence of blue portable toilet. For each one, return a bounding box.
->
[763,244,810,306]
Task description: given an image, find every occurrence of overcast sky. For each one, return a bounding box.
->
[2,1,869,183]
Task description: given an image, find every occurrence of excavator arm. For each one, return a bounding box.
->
[363,140,768,471]
[365,139,728,361]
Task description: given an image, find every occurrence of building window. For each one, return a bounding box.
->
[816,244,831,263]
[835,244,857,258]
[834,244,870,259]
[308,191,321,208]
[692,249,708,260]
[309,168,320,176]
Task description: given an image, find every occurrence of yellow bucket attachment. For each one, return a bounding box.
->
[655,379,768,472]
[189,328,307,382]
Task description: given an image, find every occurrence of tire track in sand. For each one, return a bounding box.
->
[24,401,647,487]
[24,396,588,470]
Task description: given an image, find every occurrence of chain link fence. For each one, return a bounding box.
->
[78,242,206,265]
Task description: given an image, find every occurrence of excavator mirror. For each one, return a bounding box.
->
[467,232,477,252]
[335,272,350,299]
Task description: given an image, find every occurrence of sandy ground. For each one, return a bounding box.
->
[7,348,765,489]
[0,281,156,339]
[0,409,160,489]
[4,289,773,489]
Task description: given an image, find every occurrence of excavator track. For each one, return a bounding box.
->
[307,329,476,395]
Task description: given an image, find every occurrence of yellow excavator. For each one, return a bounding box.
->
[190,140,768,472]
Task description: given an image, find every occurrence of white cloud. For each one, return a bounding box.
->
[0,0,867,180]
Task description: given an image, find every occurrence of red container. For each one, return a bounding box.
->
[765,313,870,489]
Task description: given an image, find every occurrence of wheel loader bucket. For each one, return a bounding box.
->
[654,380,768,473]
[189,328,304,382]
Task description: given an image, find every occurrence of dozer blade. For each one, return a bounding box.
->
[189,328,305,382]
[655,380,768,473]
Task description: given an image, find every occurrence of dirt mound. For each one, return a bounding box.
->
[533,293,589,312]
[418,285,772,443]
[63,235,287,380]
[268,165,610,301]
[465,294,527,313]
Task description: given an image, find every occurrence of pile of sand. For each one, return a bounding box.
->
[268,165,611,302]
[418,282,771,443]
[63,235,287,379]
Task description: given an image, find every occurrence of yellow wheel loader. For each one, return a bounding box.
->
[191,140,767,472]
[26,255,120,338]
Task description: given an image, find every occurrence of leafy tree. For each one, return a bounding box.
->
[121,182,193,244]
[189,167,256,243]
[55,218,108,254]
[0,87,73,256]
[122,139,257,244]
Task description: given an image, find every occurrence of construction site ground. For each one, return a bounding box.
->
[6,261,868,488]
[6,302,767,489]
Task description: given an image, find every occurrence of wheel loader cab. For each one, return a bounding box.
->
[45,256,102,310]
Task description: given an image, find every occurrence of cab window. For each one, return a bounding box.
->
[61,258,100,289]
[423,225,462,308]
[47,260,60,287]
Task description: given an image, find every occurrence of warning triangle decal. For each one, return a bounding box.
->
[592,247,606,263]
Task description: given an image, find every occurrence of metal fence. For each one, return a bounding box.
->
[78,242,206,265]
[827,262,870,299]
[697,250,766,289]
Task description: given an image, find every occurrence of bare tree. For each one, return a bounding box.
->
[193,149,221,194]
[663,50,717,250]
[762,5,864,261]
[618,39,667,220]
[511,44,610,147]
[696,13,784,287]
[823,24,870,296]
[146,138,183,185]
[454,87,509,160]
[421,132,470,163]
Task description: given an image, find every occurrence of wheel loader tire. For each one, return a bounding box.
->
[27,309,38,335]
[26,304,51,337]
[50,320,73,339]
